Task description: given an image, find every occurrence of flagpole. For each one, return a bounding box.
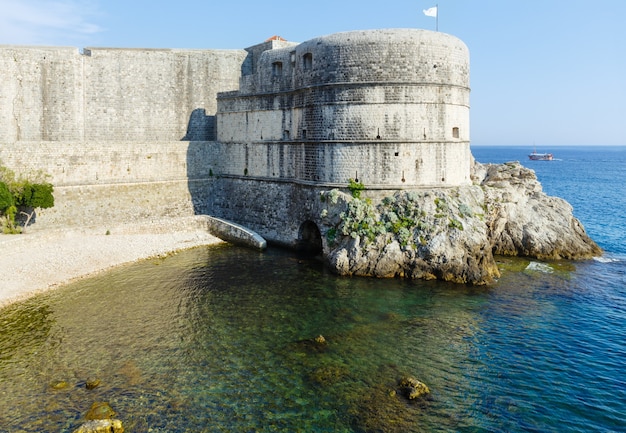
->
[436,4,439,31]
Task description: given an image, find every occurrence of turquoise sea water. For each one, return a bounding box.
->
[0,146,624,432]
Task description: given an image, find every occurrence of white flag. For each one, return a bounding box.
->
[423,6,438,17]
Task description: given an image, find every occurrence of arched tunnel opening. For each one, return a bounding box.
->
[297,220,323,257]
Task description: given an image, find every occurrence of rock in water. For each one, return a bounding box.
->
[476,161,602,260]
[322,187,500,284]
[85,377,101,390]
[294,334,329,354]
[398,376,430,400]
[314,335,326,344]
[49,380,70,390]
[319,160,601,284]
[85,401,116,420]
[72,419,124,433]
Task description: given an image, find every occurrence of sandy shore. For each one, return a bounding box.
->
[0,217,224,308]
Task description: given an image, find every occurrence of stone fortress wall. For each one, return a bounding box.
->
[217,29,471,189]
[0,29,472,249]
[0,46,246,143]
[0,45,246,227]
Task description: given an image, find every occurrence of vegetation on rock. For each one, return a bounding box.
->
[318,181,498,284]
[317,164,600,284]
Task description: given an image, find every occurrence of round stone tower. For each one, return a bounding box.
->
[217,28,471,187]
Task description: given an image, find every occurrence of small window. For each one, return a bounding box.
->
[303,53,313,70]
[272,61,283,77]
[452,127,460,138]
[283,130,290,139]
[302,129,307,139]
[290,51,296,65]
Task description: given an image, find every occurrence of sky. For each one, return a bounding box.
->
[0,0,624,147]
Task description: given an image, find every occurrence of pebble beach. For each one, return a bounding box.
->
[0,216,223,308]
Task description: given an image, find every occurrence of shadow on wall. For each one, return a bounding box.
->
[184,108,218,216]
[182,108,216,141]
[185,141,214,216]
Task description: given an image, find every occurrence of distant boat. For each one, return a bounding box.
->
[528,148,553,161]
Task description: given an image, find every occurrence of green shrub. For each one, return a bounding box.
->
[17,182,54,209]
[348,178,365,199]
[0,181,13,211]
[339,198,384,242]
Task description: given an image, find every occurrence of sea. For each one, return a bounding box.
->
[0,145,624,433]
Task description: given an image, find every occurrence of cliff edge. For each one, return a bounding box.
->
[320,161,601,285]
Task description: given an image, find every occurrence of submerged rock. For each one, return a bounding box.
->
[72,419,124,433]
[398,376,430,400]
[49,380,70,390]
[319,160,601,284]
[309,365,349,386]
[294,335,329,354]
[348,384,421,433]
[314,335,326,344]
[85,377,101,390]
[85,401,116,420]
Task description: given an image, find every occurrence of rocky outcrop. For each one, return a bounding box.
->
[475,161,602,260]
[319,160,601,285]
[322,186,500,284]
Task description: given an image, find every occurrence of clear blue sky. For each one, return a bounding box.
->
[1,0,624,146]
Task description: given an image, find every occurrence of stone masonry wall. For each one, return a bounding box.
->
[0,46,84,142]
[0,46,244,229]
[210,141,471,187]
[217,29,471,189]
[0,140,219,228]
[0,46,247,142]
[208,177,324,248]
